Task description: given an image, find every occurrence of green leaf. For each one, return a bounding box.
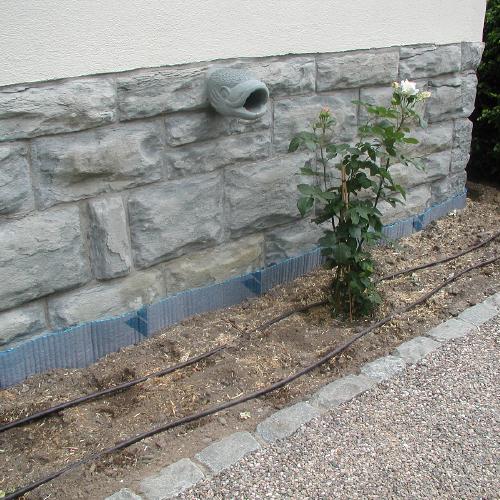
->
[297,184,316,196]
[300,164,319,176]
[288,136,300,152]
[349,226,362,239]
[403,137,419,144]
[297,196,313,216]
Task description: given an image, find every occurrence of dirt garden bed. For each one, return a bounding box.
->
[1,182,499,500]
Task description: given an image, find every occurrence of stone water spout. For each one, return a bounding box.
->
[206,68,269,120]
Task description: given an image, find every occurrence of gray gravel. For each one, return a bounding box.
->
[180,318,500,499]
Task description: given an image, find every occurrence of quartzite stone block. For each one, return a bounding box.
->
[164,107,271,146]
[408,122,454,156]
[166,131,270,177]
[88,196,132,280]
[390,150,451,189]
[359,86,394,122]
[461,42,485,71]
[273,92,358,152]
[264,220,324,265]
[256,402,320,442]
[485,292,500,311]
[310,374,376,410]
[0,79,116,141]
[32,121,163,209]
[426,73,478,123]
[239,56,316,97]
[163,234,264,294]
[317,49,399,91]
[47,268,165,328]
[128,173,224,268]
[451,118,473,173]
[0,302,47,345]
[399,44,461,79]
[195,432,260,474]
[0,207,89,311]
[225,155,304,236]
[0,142,34,216]
[430,171,467,204]
[394,336,441,364]
[360,355,406,382]
[457,302,498,327]
[117,66,208,121]
[105,488,143,500]
[427,318,476,342]
[140,458,204,500]
[379,184,432,224]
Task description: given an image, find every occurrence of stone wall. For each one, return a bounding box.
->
[0,42,483,347]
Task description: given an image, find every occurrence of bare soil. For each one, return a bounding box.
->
[1,182,499,500]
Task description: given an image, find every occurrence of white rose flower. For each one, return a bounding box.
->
[400,79,418,95]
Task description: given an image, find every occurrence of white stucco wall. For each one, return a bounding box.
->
[1,0,486,87]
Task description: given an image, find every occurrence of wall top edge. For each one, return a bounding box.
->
[0,41,482,91]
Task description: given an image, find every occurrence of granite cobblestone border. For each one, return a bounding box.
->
[106,291,499,499]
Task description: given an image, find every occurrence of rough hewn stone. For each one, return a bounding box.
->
[360,355,406,382]
[0,207,89,311]
[0,142,34,216]
[359,86,393,122]
[426,73,477,123]
[458,302,498,327]
[405,122,454,156]
[105,488,143,500]
[427,318,476,342]
[0,79,116,141]
[400,44,461,79]
[390,150,451,189]
[451,118,473,173]
[164,108,271,146]
[128,173,224,268]
[140,458,204,500]
[167,131,270,177]
[461,42,485,71]
[48,268,165,328]
[225,155,304,236]
[264,220,323,265]
[485,292,500,311]
[240,56,316,97]
[317,49,399,91]
[394,336,441,364]
[164,234,264,294]
[32,121,163,209]
[256,402,320,442]
[431,171,467,203]
[88,196,132,280]
[461,72,478,118]
[379,184,432,224]
[117,66,208,121]
[0,302,46,345]
[195,432,260,474]
[273,92,358,152]
[310,374,376,410]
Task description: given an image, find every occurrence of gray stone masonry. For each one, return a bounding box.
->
[139,458,204,500]
[0,42,482,346]
[360,355,406,382]
[105,489,143,500]
[393,336,441,364]
[457,302,498,327]
[195,432,260,474]
[427,318,477,342]
[256,402,320,442]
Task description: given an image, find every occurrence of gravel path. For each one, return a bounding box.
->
[180,318,500,499]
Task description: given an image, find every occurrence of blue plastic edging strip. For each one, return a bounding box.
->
[0,189,467,388]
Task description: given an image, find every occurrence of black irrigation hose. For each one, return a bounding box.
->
[0,345,224,434]
[5,254,499,500]
[3,229,498,435]
[258,229,500,332]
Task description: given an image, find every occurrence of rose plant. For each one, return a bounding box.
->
[289,80,431,318]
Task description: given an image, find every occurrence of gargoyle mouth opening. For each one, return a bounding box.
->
[244,88,268,112]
